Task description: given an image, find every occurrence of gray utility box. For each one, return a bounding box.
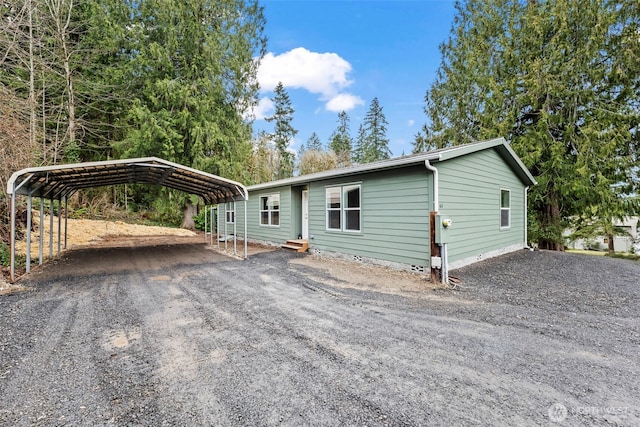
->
[434,214,452,244]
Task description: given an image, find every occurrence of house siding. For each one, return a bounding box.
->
[306,165,432,268]
[436,148,526,265]
[240,140,534,272]
[235,185,294,243]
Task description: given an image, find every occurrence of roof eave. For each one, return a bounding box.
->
[249,137,536,191]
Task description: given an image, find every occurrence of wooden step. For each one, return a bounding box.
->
[282,239,308,253]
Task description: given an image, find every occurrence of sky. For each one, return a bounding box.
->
[252,0,458,158]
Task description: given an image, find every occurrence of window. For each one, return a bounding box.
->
[226,202,235,224]
[343,185,361,232]
[326,187,342,231]
[260,194,280,226]
[500,189,510,229]
[326,184,361,232]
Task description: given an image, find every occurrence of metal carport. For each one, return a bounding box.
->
[6,157,248,282]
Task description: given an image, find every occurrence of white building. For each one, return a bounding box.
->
[567,216,639,252]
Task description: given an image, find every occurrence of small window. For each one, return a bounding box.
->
[260,194,280,226]
[226,202,235,224]
[500,189,510,229]
[326,184,361,232]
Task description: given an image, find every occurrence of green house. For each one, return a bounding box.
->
[224,137,536,275]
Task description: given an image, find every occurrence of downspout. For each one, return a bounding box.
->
[425,158,448,284]
[424,159,439,213]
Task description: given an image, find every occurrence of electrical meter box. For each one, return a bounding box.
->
[434,214,452,244]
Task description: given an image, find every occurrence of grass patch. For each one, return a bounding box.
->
[606,252,640,262]
[566,249,640,262]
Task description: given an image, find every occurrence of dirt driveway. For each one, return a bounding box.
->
[0,239,638,426]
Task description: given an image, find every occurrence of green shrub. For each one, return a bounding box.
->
[0,242,25,268]
[193,209,214,232]
[0,242,9,266]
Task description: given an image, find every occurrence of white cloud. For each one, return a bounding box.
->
[257,47,362,112]
[251,97,274,120]
[407,119,415,127]
[325,93,365,112]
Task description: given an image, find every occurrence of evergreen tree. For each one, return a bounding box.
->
[352,123,366,164]
[113,0,266,226]
[248,131,279,185]
[418,0,640,250]
[328,111,353,167]
[353,98,391,164]
[266,81,297,179]
[306,132,323,151]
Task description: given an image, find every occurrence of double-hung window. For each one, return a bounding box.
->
[260,194,280,226]
[326,184,361,232]
[500,189,510,229]
[226,202,235,224]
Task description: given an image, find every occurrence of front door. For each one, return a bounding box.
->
[301,190,309,239]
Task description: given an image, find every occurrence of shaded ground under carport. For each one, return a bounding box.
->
[0,242,638,426]
[21,235,270,280]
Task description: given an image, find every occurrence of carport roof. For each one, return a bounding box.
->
[7,157,247,204]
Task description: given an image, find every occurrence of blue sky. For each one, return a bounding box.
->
[252,0,458,157]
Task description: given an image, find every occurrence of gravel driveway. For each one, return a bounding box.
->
[0,244,638,426]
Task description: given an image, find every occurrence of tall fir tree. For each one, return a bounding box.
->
[306,132,323,151]
[266,81,297,179]
[113,0,266,226]
[353,98,391,164]
[417,0,640,250]
[115,0,266,180]
[328,111,353,167]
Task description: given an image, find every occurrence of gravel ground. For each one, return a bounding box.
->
[0,245,638,426]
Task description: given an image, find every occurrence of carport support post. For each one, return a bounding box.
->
[26,192,32,273]
[216,204,220,250]
[210,205,214,247]
[64,196,68,249]
[49,197,54,259]
[9,191,16,283]
[57,197,61,255]
[204,204,208,244]
[39,198,44,265]
[224,203,228,251]
[233,201,237,256]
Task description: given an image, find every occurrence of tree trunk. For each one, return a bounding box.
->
[538,192,565,251]
[181,201,197,230]
[28,0,37,153]
[607,233,615,254]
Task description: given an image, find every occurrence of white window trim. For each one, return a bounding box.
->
[325,184,362,233]
[500,188,511,229]
[259,193,280,227]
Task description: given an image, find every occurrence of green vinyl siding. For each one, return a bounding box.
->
[437,148,526,264]
[307,165,431,267]
[243,144,530,270]
[237,185,294,242]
